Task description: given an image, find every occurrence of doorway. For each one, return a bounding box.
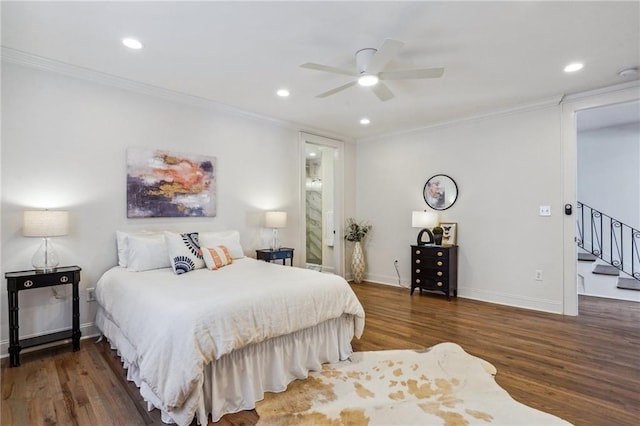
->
[575,101,640,302]
[561,84,640,315]
[299,133,344,275]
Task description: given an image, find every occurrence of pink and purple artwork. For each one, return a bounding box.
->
[127,148,216,218]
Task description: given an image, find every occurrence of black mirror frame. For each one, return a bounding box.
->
[423,174,458,211]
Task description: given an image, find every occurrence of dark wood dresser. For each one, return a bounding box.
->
[410,245,458,300]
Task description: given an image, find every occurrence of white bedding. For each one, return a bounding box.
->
[95,258,365,423]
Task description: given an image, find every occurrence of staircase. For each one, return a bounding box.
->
[577,202,640,300]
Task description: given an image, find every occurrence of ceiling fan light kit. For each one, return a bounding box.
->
[358,74,379,87]
[301,39,444,102]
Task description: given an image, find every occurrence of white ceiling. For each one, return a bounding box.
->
[2,1,639,140]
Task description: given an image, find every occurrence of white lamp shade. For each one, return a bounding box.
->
[412,211,439,228]
[265,211,287,228]
[23,210,69,237]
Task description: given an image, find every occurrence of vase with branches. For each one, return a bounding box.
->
[344,218,371,283]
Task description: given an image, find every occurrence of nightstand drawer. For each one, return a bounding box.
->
[256,248,295,266]
[16,272,73,290]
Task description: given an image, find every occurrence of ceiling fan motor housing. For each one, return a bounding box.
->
[355,48,377,74]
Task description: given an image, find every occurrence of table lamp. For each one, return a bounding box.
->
[265,211,287,250]
[412,210,439,245]
[23,210,69,272]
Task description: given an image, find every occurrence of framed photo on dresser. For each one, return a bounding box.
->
[440,222,457,246]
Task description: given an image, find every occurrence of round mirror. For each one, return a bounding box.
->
[423,174,458,210]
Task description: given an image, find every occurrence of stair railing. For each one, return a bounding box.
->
[576,202,640,280]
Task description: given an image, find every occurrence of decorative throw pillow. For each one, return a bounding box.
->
[164,231,205,274]
[126,233,171,272]
[199,230,245,259]
[202,245,233,270]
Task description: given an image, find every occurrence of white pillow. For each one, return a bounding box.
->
[116,230,157,267]
[126,233,170,272]
[165,231,205,274]
[199,230,245,259]
[202,245,233,270]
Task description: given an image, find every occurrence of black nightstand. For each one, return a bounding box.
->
[256,248,294,266]
[5,266,82,367]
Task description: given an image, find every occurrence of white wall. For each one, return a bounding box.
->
[577,122,640,228]
[355,105,565,313]
[0,62,354,352]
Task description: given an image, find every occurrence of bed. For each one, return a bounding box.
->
[95,235,365,425]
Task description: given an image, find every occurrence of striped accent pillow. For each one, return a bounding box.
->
[203,245,233,270]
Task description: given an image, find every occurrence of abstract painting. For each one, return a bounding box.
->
[127,148,216,218]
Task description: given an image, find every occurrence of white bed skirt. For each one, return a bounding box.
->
[96,307,356,424]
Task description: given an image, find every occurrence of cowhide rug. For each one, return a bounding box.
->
[256,342,572,425]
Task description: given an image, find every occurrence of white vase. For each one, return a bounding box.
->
[351,241,365,284]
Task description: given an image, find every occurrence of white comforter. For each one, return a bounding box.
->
[95,258,364,417]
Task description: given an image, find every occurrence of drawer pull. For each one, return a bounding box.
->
[437,251,443,257]
[415,269,421,274]
[437,261,443,266]
[24,280,34,288]
[437,281,443,287]
[415,259,421,264]
[60,276,69,283]
[437,271,443,277]
[416,250,421,255]
[416,279,421,284]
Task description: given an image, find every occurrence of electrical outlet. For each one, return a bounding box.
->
[87,288,96,302]
[539,206,551,216]
[535,270,543,281]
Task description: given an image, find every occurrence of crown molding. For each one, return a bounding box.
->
[358,95,563,143]
[1,46,350,142]
[560,80,640,103]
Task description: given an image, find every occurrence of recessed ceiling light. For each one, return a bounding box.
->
[564,62,583,73]
[122,38,143,50]
[358,74,379,87]
[276,89,290,97]
[309,152,317,157]
[360,118,371,125]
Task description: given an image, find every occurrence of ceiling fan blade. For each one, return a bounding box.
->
[371,82,394,102]
[301,62,358,77]
[316,81,358,98]
[367,39,404,73]
[379,67,445,80]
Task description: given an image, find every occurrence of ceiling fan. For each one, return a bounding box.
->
[300,39,444,102]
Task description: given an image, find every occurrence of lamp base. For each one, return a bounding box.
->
[271,228,281,251]
[32,237,60,272]
[416,229,435,245]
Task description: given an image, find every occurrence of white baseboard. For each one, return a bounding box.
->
[0,322,101,359]
[364,273,564,314]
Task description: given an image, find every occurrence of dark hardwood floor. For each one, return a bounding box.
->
[2,281,639,425]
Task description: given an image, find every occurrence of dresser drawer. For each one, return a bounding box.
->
[413,267,448,280]
[412,247,449,259]
[412,256,449,269]
[413,276,448,290]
